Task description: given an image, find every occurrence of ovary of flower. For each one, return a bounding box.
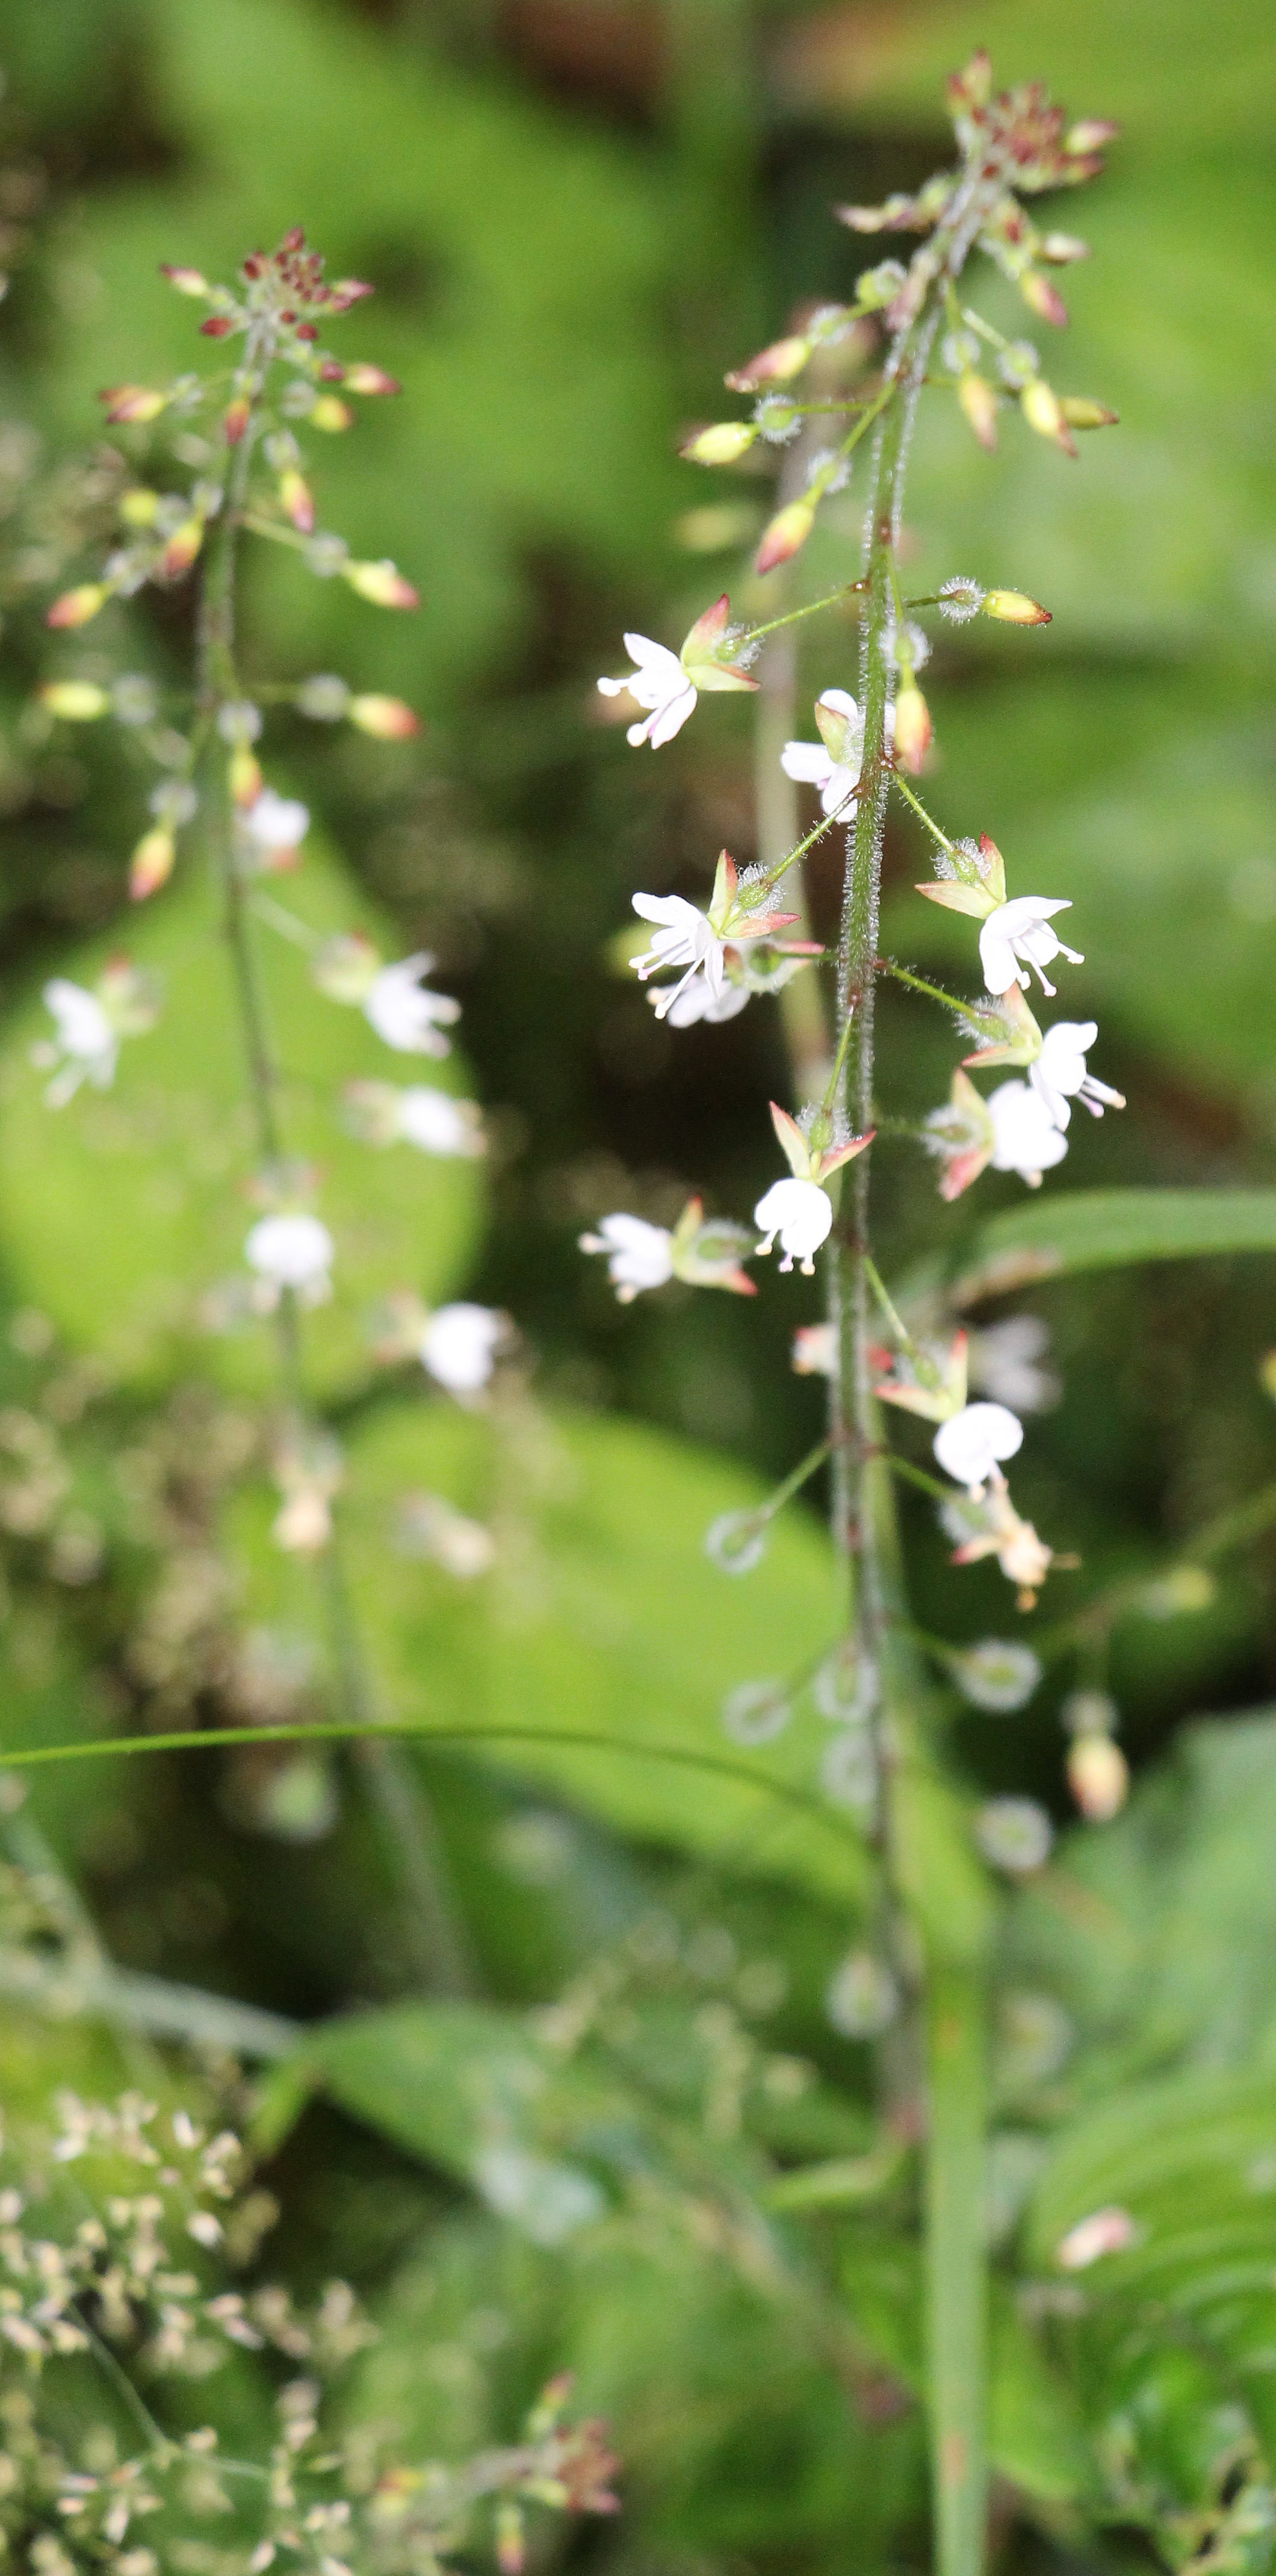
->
[1029,1020,1126,1129]
[419,1302,506,1395]
[244,1212,334,1308]
[364,954,461,1055]
[631,894,724,1020]
[754,1177,832,1275]
[933,1400,1024,1494]
[39,979,118,1106]
[656,967,749,1027]
[244,787,309,851]
[598,633,697,748]
[781,689,863,816]
[979,896,1082,999]
[578,1213,674,1304]
[395,1088,485,1156]
[988,1079,1068,1187]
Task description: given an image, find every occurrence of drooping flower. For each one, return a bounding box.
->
[580,1198,755,1302]
[933,1400,1024,1493]
[598,634,698,748]
[979,895,1083,998]
[420,1302,506,1396]
[243,787,309,855]
[968,1315,1060,1413]
[874,1330,968,1423]
[1056,2207,1137,2271]
[364,953,461,1055]
[580,1214,674,1304]
[632,849,803,1023]
[631,895,725,1018]
[394,1088,484,1156]
[754,1178,833,1275]
[780,689,882,817]
[1029,1020,1126,1129]
[244,1212,334,1308]
[988,1079,1069,1187]
[941,1480,1055,1608]
[38,980,119,1107]
[655,968,749,1028]
[792,1321,836,1376]
[923,1068,995,1201]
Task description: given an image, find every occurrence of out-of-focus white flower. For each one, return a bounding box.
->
[39,980,117,1106]
[949,1639,1042,1712]
[598,633,698,748]
[979,896,1082,999]
[941,1481,1055,1608]
[988,1079,1069,1187]
[976,1796,1053,1875]
[244,1212,333,1308]
[579,1213,674,1304]
[934,1401,1023,1494]
[420,1302,506,1395]
[364,953,461,1055]
[754,1177,832,1275]
[396,1491,496,1577]
[792,1321,837,1376]
[1029,1020,1126,1129]
[243,787,308,852]
[781,689,869,817]
[631,894,725,1020]
[655,968,750,1027]
[1056,2206,1137,2271]
[395,1088,484,1156]
[969,1315,1060,1413]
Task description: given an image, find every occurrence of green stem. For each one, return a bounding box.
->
[925,1967,988,2576]
[879,959,976,1021]
[891,768,955,852]
[863,1253,924,1361]
[741,579,863,652]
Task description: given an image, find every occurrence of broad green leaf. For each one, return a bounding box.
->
[0,841,484,1395]
[228,1399,864,1909]
[1025,2063,1276,2275]
[938,1190,1276,1309]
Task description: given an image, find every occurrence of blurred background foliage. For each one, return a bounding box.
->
[0,3,1273,2573]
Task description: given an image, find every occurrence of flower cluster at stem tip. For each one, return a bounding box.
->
[586,54,1124,1649]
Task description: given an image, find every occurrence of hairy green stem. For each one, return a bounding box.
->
[925,1967,988,2576]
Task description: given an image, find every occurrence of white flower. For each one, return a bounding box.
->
[631,894,724,1019]
[39,979,117,1106]
[655,969,749,1027]
[969,1315,1059,1413]
[364,953,461,1055]
[781,689,864,816]
[420,1302,505,1395]
[579,1213,674,1303]
[754,1177,832,1275]
[979,896,1083,998]
[988,1080,1068,1187]
[395,1088,484,1156]
[1056,2206,1137,2271]
[933,1400,1024,1493]
[1029,1021,1126,1129]
[597,633,697,748]
[244,1213,334,1308]
[244,787,308,850]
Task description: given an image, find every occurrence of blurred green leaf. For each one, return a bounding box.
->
[936,1189,1276,1309]
[0,841,484,1394]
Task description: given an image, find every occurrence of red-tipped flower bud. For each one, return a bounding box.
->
[160,264,209,297]
[754,497,814,575]
[200,315,235,338]
[279,468,315,533]
[1064,119,1120,153]
[1066,1733,1129,1823]
[161,516,205,578]
[344,362,400,395]
[1059,395,1119,430]
[982,589,1051,626]
[229,746,262,808]
[129,825,175,902]
[100,384,168,424]
[342,558,419,608]
[1020,379,1077,456]
[1019,270,1069,329]
[724,334,810,394]
[223,395,251,446]
[957,370,999,452]
[349,694,421,740]
[893,682,931,775]
[46,583,108,630]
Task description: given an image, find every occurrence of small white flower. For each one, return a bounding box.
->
[933,1401,1024,1493]
[975,1795,1053,1876]
[1029,1021,1126,1129]
[579,1213,674,1303]
[754,1177,832,1275]
[598,632,698,748]
[364,953,461,1055]
[781,689,864,816]
[979,896,1083,999]
[969,1315,1060,1413]
[420,1302,505,1395]
[244,1213,334,1308]
[655,968,749,1027]
[1056,2206,1138,2271]
[395,1088,484,1156]
[988,1080,1069,1187]
[243,787,309,850]
[631,894,724,1019]
[39,979,117,1106]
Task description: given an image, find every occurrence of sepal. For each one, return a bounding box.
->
[680,595,757,691]
[669,1198,757,1296]
[961,983,1043,1068]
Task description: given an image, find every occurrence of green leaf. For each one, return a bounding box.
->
[227,1400,863,1909]
[0,842,485,1395]
[939,1189,1276,1308]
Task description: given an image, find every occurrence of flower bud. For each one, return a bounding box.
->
[1064,119,1120,153]
[855,259,908,311]
[100,384,168,425]
[1040,233,1089,264]
[229,746,262,808]
[704,1509,769,1575]
[1059,395,1119,430]
[327,277,375,311]
[957,370,999,452]
[223,395,251,445]
[1066,1733,1129,1823]
[46,584,109,630]
[120,486,161,526]
[309,394,353,432]
[160,264,209,296]
[947,48,991,108]
[161,516,205,578]
[279,468,315,533]
[1019,270,1068,329]
[724,334,810,393]
[296,673,351,721]
[754,498,814,575]
[342,557,419,608]
[344,363,400,395]
[348,693,421,740]
[39,681,110,721]
[1021,380,1077,456]
[199,314,235,338]
[892,681,931,773]
[982,589,1051,626]
[129,825,175,902]
[680,420,758,465]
